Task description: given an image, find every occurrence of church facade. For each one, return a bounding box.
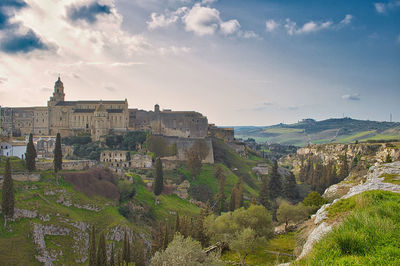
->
[0,78,209,141]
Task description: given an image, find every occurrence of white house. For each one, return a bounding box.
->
[0,141,27,159]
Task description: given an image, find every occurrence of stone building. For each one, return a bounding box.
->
[100,150,152,168]
[1,78,211,142]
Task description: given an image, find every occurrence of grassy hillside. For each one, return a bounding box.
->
[235,118,400,146]
[0,169,201,264]
[298,190,400,265]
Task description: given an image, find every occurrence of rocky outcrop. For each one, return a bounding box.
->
[298,161,400,261]
[32,223,71,266]
[282,142,400,171]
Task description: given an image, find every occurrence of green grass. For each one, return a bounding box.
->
[380,173,400,185]
[221,232,297,265]
[0,156,26,174]
[337,130,376,143]
[298,190,400,265]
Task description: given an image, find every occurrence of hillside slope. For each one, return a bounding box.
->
[296,161,400,265]
[235,118,400,146]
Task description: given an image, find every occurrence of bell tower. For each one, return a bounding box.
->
[48,77,65,106]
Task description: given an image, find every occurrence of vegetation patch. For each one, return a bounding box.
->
[299,190,400,265]
[380,173,400,185]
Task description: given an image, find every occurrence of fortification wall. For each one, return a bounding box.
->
[163,136,214,164]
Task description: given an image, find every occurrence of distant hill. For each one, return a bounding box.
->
[234,118,400,146]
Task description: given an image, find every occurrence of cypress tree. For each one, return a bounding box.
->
[259,176,271,209]
[88,226,97,266]
[153,158,163,196]
[97,232,107,266]
[133,237,146,266]
[26,133,37,172]
[229,184,237,211]
[123,230,131,264]
[283,172,298,202]
[339,153,349,180]
[110,243,115,266]
[1,158,14,226]
[162,223,169,250]
[174,212,180,233]
[54,133,62,173]
[269,161,282,199]
[215,165,226,214]
[235,182,243,209]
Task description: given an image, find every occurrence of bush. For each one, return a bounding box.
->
[118,180,136,202]
[188,184,214,203]
[303,191,327,208]
[63,168,119,200]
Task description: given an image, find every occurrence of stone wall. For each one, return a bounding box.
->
[36,160,97,171]
[0,173,40,182]
[163,136,214,164]
[208,124,234,142]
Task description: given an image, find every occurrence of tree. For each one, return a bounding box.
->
[235,182,243,210]
[283,172,298,202]
[110,243,115,266]
[215,165,226,214]
[26,133,37,172]
[126,151,131,162]
[150,233,222,266]
[229,184,238,211]
[303,191,327,208]
[338,152,349,180]
[97,232,107,266]
[269,161,282,199]
[133,237,146,266]
[277,201,308,231]
[186,140,209,178]
[1,158,14,226]
[153,158,164,196]
[123,230,131,264]
[230,228,264,266]
[88,226,97,266]
[54,133,62,173]
[259,176,271,210]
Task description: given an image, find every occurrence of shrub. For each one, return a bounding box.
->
[188,184,214,203]
[118,180,136,202]
[303,191,327,208]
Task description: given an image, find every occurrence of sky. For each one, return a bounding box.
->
[0,0,399,126]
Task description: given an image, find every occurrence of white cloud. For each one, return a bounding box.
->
[339,14,353,25]
[284,15,352,35]
[374,1,400,13]
[146,7,188,29]
[220,19,240,35]
[183,4,221,35]
[342,93,361,101]
[239,30,260,39]
[265,19,279,32]
[201,0,217,4]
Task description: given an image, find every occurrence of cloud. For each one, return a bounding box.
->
[147,7,187,29]
[201,0,217,4]
[339,14,353,25]
[284,15,352,35]
[238,30,260,39]
[67,2,112,24]
[0,29,49,54]
[342,93,361,101]
[0,0,52,54]
[183,4,221,35]
[220,19,240,35]
[374,1,400,14]
[265,19,279,32]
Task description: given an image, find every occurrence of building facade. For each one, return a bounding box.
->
[0,78,210,142]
